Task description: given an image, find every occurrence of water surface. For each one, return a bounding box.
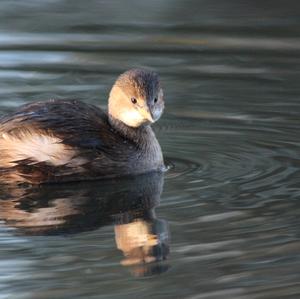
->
[1,1,300,298]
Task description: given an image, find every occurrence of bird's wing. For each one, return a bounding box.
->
[0,100,131,183]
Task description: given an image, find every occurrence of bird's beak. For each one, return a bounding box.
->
[140,107,154,123]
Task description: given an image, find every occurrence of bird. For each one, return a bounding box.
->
[0,69,165,184]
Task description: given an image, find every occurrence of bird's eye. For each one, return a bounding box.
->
[131,97,137,104]
[154,98,158,103]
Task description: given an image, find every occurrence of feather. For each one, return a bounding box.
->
[0,100,163,184]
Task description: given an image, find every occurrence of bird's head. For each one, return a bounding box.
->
[108,69,164,128]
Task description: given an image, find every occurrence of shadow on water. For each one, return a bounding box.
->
[0,172,170,277]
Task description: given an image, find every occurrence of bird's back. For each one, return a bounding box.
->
[0,100,137,184]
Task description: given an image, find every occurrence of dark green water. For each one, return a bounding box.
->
[1,1,300,298]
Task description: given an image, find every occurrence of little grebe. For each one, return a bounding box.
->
[0,69,165,184]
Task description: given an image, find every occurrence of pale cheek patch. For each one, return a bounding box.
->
[120,109,145,128]
[0,132,77,167]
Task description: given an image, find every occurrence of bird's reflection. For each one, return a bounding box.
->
[0,172,169,276]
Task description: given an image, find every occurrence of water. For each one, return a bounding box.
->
[1,1,300,298]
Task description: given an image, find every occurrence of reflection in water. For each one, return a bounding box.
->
[114,216,169,276]
[0,172,169,277]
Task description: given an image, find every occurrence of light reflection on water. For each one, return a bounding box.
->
[1,0,300,298]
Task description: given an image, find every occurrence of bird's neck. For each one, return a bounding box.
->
[108,114,164,171]
[108,114,153,145]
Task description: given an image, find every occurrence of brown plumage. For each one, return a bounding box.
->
[0,69,165,184]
